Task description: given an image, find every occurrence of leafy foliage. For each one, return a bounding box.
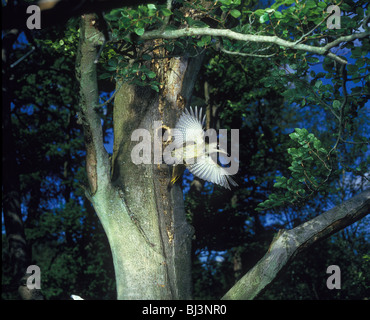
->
[181,0,369,299]
[257,128,333,210]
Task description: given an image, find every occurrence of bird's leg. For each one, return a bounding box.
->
[169,165,185,187]
[170,165,180,184]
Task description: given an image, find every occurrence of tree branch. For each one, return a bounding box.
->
[76,13,111,195]
[361,11,370,30]
[220,46,276,58]
[294,11,332,45]
[141,28,370,64]
[160,0,172,31]
[222,189,370,300]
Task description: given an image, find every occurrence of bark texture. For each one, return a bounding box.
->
[77,14,202,299]
[110,52,203,299]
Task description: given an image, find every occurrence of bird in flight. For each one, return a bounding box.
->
[168,106,238,190]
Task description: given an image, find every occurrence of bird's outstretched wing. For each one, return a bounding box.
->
[188,155,238,190]
[173,106,206,147]
[172,106,238,190]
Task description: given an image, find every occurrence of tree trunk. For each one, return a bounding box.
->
[77,14,203,299]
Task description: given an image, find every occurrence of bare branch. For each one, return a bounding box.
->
[294,12,332,45]
[220,46,276,58]
[95,81,124,108]
[222,189,370,300]
[141,28,370,64]
[160,0,172,31]
[76,13,111,194]
[10,46,35,68]
[339,138,370,145]
[323,32,370,51]
[328,64,348,156]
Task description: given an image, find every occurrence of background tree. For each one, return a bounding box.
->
[2,0,369,299]
[2,19,116,300]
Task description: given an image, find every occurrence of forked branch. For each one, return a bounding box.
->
[76,13,111,195]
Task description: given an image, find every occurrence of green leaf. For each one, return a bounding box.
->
[254,9,265,16]
[287,147,298,156]
[197,35,212,47]
[147,71,156,79]
[134,27,145,36]
[313,140,322,150]
[259,13,269,23]
[274,11,283,18]
[315,80,322,89]
[274,176,287,188]
[306,0,317,9]
[230,9,241,18]
[333,100,341,110]
[289,132,298,140]
[307,57,320,64]
[161,8,172,16]
[151,84,159,92]
[318,2,327,8]
[274,181,283,188]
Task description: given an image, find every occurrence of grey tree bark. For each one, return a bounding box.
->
[76,13,201,299]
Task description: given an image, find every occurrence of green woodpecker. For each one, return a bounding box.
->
[168,106,238,190]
